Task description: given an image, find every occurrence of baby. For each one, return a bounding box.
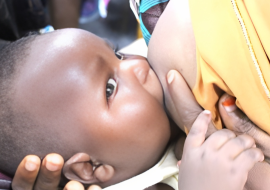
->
[132,0,270,135]
[0,29,174,187]
[0,28,263,190]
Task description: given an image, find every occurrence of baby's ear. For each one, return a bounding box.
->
[63,153,114,184]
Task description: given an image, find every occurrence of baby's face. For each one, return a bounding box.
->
[14,29,171,185]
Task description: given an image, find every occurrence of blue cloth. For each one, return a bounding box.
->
[138,0,169,45]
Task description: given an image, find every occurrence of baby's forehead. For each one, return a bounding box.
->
[28,30,100,66]
[19,29,112,98]
[20,29,115,99]
[33,29,89,51]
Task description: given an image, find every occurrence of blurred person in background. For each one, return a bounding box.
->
[0,0,48,48]
[0,0,137,50]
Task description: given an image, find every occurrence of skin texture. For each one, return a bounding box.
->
[147,0,270,187]
[146,0,218,136]
[11,70,266,190]
[11,28,171,187]
[166,70,270,190]
[12,101,264,190]
[9,0,270,188]
[12,154,63,190]
[178,111,263,190]
[218,94,270,190]
[148,0,197,93]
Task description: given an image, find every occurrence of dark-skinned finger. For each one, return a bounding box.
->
[166,70,217,136]
[87,185,102,190]
[12,155,41,190]
[219,93,270,163]
[64,181,84,190]
[34,153,64,190]
[166,70,202,130]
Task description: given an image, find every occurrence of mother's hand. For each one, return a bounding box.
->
[218,94,270,190]
[218,94,270,164]
[12,154,101,190]
[166,70,270,189]
[12,154,63,190]
[165,70,217,137]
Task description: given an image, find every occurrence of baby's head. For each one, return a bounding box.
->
[0,29,171,187]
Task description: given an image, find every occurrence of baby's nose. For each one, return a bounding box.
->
[120,57,150,85]
[133,66,149,85]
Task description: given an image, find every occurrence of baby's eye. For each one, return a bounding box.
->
[106,78,117,100]
[115,51,124,60]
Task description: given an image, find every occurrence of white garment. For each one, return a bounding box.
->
[103,145,179,190]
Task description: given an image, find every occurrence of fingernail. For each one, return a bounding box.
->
[203,110,211,115]
[203,110,211,134]
[46,154,62,171]
[222,96,236,113]
[167,71,175,84]
[203,110,212,121]
[25,156,39,172]
[261,155,265,162]
[184,126,189,135]
[177,160,181,169]
[89,185,102,190]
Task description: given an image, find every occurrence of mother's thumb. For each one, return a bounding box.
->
[219,93,270,163]
[218,94,254,135]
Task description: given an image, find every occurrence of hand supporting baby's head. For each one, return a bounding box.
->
[0,29,171,187]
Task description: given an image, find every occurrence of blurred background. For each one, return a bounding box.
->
[0,0,141,49]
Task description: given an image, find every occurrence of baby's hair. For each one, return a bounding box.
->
[0,35,66,178]
[0,34,79,177]
[0,35,38,176]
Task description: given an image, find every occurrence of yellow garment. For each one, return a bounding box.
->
[189,0,270,134]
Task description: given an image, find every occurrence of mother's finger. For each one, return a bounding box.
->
[87,185,102,190]
[219,93,270,163]
[64,181,84,190]
[12,155,40,190]
[34,153,64,190]
[166,70,217,136]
